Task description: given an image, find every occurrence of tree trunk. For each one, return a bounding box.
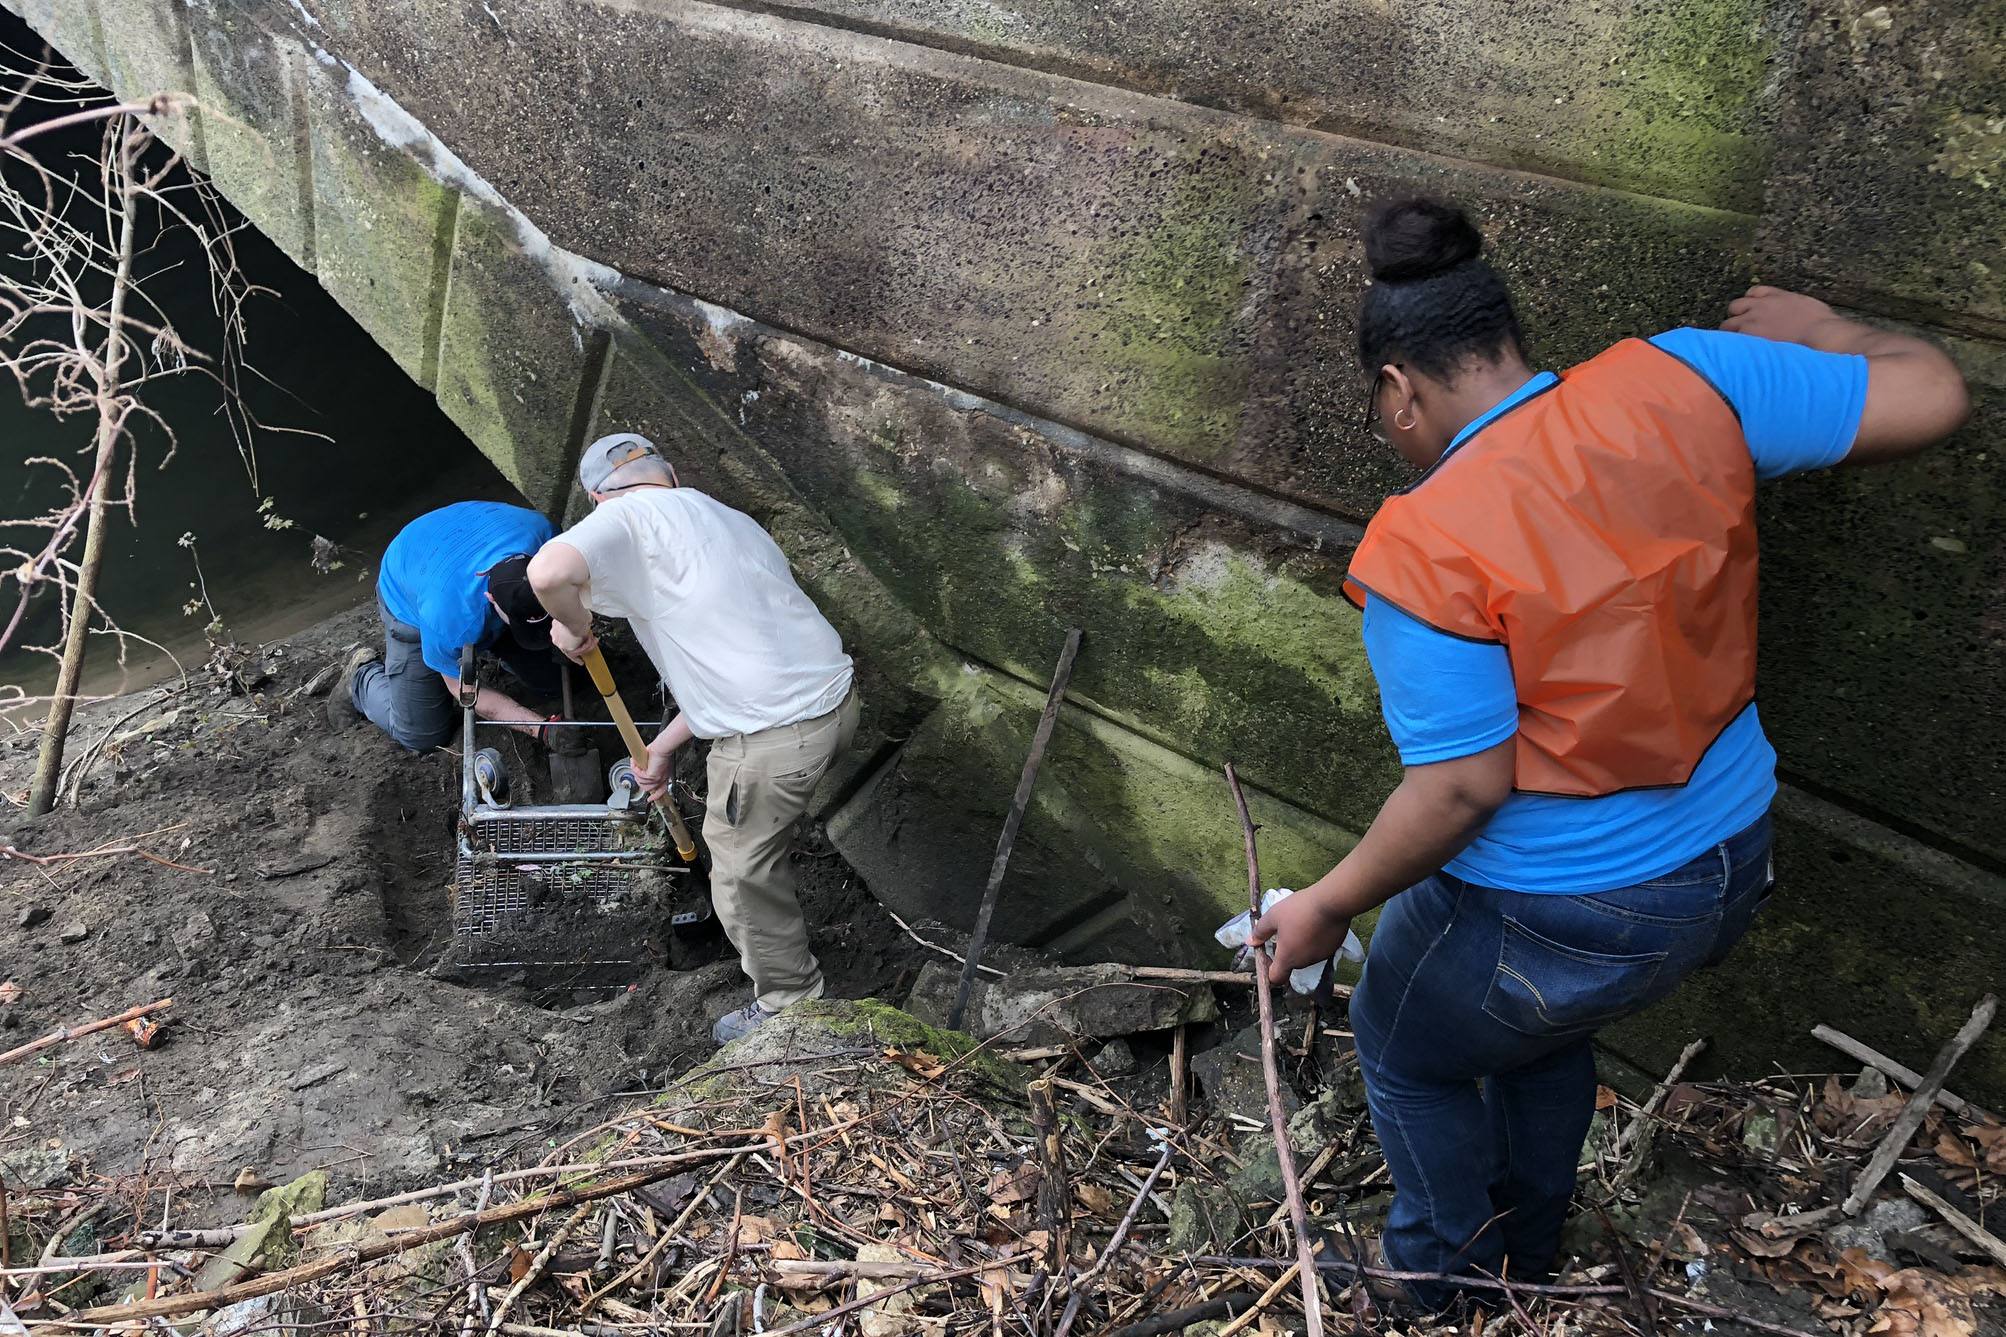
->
[26,132,140,818]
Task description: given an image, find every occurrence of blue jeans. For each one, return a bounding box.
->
[1352,815,1773,1306]
[351,598,559,752]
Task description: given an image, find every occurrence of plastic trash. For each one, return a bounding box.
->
[1214,888,1366,995]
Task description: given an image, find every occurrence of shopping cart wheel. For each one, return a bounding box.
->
[473,747,509,806]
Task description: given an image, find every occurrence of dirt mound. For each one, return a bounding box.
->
[0,607,908,1216]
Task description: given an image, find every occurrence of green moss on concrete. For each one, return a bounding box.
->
[186,5,312,268]
[434,197,596,513]
[298,58,457,387]
[1600,0,1778,210]
[1065,146,1260,461]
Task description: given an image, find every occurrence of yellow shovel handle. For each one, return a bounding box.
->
[582,646,699,862]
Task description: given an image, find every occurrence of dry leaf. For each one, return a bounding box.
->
[0,981,22,1005]
[233,1166,271,1193]
[733,1215,777,1247]
[771,1240,807,1263]
[107,1065,142,1087]
[1595,1085,1619,1111]
[986,1162,1041,1205]
[884,1048,948,1081]
[1731,1228,1803,1260]
[1076,1183,1116,1215]
[856,1243,923,1337]
[507,1244,534,1283]
[1870,1267,1979,1337]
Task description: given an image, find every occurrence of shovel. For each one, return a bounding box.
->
[547,661,603,803]
[581,646,701,865]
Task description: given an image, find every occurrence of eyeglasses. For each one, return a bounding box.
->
[1362,369,1389,445]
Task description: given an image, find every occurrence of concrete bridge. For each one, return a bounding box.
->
[16,0,2004,1091]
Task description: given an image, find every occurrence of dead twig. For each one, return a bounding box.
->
[1812,1024,1997,1124]
[67,1152,751,1323]
[0,998,172,1067]
[1611,1037,1708,1191]
[1899,1172,2006,1268]
[488,1201,593,1332]
[1225,761,1323,1337]
[1840,994,1996,1216]
[948,627,1082,1029]
[1053,1140,1172,1337]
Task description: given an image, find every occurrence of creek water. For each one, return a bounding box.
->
[0,19,521,717]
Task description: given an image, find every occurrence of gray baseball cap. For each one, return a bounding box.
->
[578,432,664,493]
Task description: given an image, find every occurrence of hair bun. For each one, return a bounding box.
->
[1365,197,1485,282]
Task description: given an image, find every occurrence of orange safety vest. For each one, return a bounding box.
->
[1342,339,1758,798]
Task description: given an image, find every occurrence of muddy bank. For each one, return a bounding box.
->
[0,606,909,1215]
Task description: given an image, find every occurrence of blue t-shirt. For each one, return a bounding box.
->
[1364,329,1868,893]
[378,501,556,678]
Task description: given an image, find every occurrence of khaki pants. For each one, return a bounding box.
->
[703,691,860,1011]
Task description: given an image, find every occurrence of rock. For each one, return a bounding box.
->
[1851,1065,1891,1101]
[1190,1024,1294,1126]
[1828,1197,1929,1264]
[0,1144,72,1190]
[682,998,1025,1106]
[906,962,1216,1047]
[57,921,88,944]
[1168,1179,1246,1252]
[173,911,217,956]
[1743,1110,1781,1155]
[1089,1038,1137,1077]
[15,903,49,930]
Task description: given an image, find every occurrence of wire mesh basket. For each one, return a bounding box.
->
[447,653,705,978]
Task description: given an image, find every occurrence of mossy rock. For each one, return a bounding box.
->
[669,997,1027,1112]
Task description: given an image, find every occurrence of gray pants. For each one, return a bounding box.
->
[351,598,558,752]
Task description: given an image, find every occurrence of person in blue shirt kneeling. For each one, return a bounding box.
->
[328,500,564,753]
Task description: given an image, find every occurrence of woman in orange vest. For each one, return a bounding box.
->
[1252,197,1969,1307]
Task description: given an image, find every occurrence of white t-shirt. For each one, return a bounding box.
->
[559,488,853,739]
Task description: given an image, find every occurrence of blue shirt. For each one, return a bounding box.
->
[1364,329,1868,893]
[378,501,556,678]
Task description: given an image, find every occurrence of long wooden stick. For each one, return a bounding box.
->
[1225,763,1323,1337]
[1812,1024,1996,1123]
[1900,1173,2006,1268]
[1841,994,1996,1215]
[1610,1037,1707,1191]
[948,627,1083,1030]
[67,1154,741,1324]
[0,998,171,1067]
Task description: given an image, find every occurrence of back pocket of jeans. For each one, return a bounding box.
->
[1482,917,1669,1037]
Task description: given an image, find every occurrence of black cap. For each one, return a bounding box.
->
[482,553,552,650]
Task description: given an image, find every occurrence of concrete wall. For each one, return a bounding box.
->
[21,0,2004,1095]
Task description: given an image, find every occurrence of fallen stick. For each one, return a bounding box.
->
[883,908,1005,978]
[1170,1023,1190,1127]
[487,1200,593,1331]
[948,627,1083,1030]
[1127,965,1350,994]
[758,1261,993,1337]
[1900,1172,2006,1269]
[137,1145,751,1247]
[1026,1077,1072,1269]
[769,1258,939,1284]
[68,1153,746,1324]
[1841,994,1997,1216]
[0,843,210,876]
[1611,1037,1708,1190]
[1053,1141,1173,1337]
[1813,1024,1996,1124]
[0,999,172,1067]
[1216,1261,1303,1337]
[1226,762,1324,1337]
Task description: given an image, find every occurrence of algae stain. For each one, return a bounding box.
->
[1071,145,1260,461]
[1554,0,1781,210]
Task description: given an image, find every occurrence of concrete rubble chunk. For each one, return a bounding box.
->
[905,961,1217,1048]
[57,922,88,944]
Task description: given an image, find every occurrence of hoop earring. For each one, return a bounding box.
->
[1393,408,1417,431]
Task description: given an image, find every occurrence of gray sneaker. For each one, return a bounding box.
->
[711,1002,778,1045]
[325,646,380,732]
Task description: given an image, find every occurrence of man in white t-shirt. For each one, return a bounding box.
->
[528,434,858,1044]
